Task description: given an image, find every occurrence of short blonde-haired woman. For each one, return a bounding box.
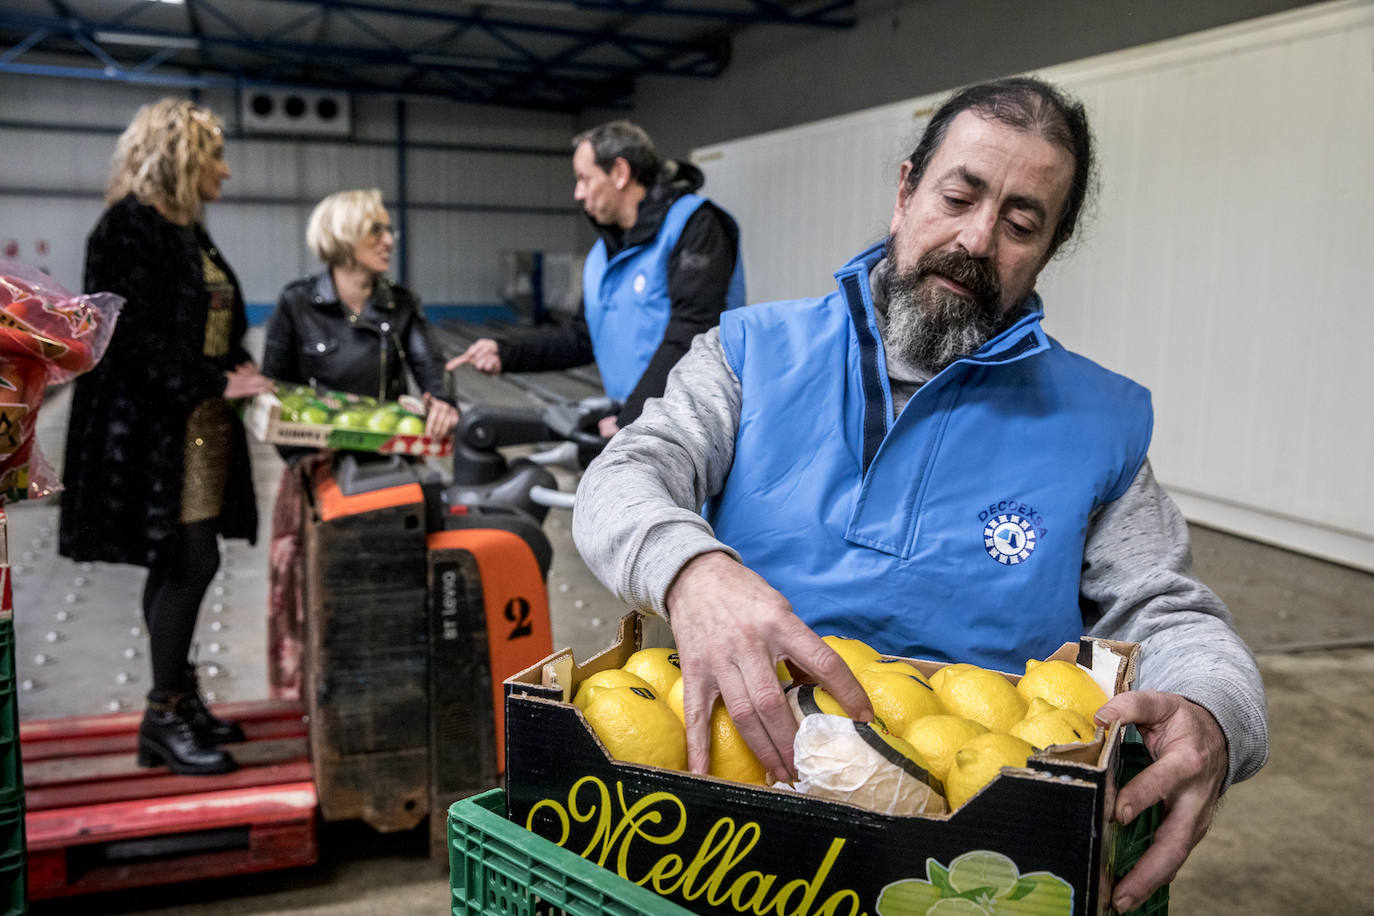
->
[60,99,273,775]
[259,189,457,699]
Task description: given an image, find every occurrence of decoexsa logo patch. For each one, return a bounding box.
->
[978,500,1045,566]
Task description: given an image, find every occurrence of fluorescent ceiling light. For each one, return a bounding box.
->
[93,31,199,49]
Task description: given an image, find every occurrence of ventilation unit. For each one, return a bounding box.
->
[240,89,351,137]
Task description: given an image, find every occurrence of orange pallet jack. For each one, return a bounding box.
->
[18,399,608,897]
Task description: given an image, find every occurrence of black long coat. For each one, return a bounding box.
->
[59,194,257,569]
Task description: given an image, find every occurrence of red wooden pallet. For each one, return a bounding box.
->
[20,699,320,899]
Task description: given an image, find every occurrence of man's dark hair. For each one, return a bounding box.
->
[903,77,1094,256]
[573,120,660,187]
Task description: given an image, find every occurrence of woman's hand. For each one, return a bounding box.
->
[224,363,274,400]
[423,393,459,439]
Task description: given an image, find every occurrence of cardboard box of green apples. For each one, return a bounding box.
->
[246,382,453,457]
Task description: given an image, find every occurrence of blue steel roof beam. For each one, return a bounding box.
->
[258,0,725,63]
[0,27,50,66]
[71,30,125,71]
[130,44,183,73]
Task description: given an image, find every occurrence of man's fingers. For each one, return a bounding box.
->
[784,633,873,723]
[717,671,795,783]
[1095,688,1171,731]
[445,353,471,371]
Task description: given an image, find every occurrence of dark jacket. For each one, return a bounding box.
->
[262,271,450,402]
[59,194,257,569]
[262,271,452,465]
[497,159,741,424]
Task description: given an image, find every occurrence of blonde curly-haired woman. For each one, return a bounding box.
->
[59,98,273,775]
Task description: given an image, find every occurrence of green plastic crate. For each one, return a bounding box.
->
[449,790,692,916]
[0,618,12,684]
[1112,729,1169,916]
[0,801,24,915]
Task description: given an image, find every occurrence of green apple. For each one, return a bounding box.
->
[366,409,399,433]
[394,414,426,436]
[332,410,367,430]
[298,405,331,425]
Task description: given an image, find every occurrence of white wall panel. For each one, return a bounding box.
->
[692,0,1374,569]
[408,210,581,307]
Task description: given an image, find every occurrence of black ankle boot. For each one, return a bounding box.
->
[181,665,245,745]
[137,692,237,775]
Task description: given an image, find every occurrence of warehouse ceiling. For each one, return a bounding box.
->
[0,0,855,112]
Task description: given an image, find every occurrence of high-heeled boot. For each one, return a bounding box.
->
[181,664,245,745]
[136,691,237,774]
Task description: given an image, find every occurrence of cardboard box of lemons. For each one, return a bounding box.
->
[1016,658,1109,721]
[664,679,767,785]
[930,665,1028,734]
[580,685,686,771]
[621,647,681,697]
[944,732,1034,809]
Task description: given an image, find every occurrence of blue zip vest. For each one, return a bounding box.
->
[583,194,745,401]
[707,242,1152,670]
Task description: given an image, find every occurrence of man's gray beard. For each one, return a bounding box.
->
[883,273,1016,374]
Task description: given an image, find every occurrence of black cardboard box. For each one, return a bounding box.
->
[504,613,1147,916]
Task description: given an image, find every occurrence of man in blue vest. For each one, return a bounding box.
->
[446,120,745,436]
[572,78,1267,913]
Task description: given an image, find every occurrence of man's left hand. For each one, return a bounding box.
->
[423,393,459,440]
[1094,690,1228,913]
[597,415,620,438]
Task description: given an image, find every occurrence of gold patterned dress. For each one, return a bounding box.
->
[179,247,235,523]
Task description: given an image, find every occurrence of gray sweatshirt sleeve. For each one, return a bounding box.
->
[1082,459,1270,788]
[572,327,743,618]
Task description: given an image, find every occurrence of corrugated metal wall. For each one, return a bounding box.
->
[0,79,582,317]
[691,0,1374,570]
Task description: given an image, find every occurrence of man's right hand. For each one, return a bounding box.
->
[445,338,502,374]
[665,551,873,784]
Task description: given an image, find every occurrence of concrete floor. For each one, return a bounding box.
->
[14,326,1374,915]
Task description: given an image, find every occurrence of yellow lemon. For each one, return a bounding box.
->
[899,715,989,782]
[855,666,945,735]
[821,635,882,672]
[621,647,682,697]
[931,666,1028,734]
[944,732,1034,809]
[928,662,980,691]
[581,685,687,771]
[573,668,652,711]
[1016,658,1110,721]
[1009,697,1097,749]
[776,660,793,684]
[663,679,765,784]
[863,657,932,687]
[666,676,686,723]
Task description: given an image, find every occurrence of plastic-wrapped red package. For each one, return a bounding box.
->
[0,260,123,502]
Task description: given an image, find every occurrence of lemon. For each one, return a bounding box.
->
[821,635,882,672]
[775,660,793,685]
[662,678,765,784]
[580,685,687,771]
[1016,658,1109,721]
[928,662,979,692]
[863,657,932,686]
[931,666,1028,734]
[946,849,1020,896]
[621,647,682,697]
[573,668,653,711]
[944,732,1033,809]
[899,714,988,782]
[855,665,945,735]
[1009,697,1097,749]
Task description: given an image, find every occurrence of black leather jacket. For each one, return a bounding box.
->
[263,270,450,404]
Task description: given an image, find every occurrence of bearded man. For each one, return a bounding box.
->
[572,77,1267,912]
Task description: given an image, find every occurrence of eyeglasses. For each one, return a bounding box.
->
[368,222,399,240]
